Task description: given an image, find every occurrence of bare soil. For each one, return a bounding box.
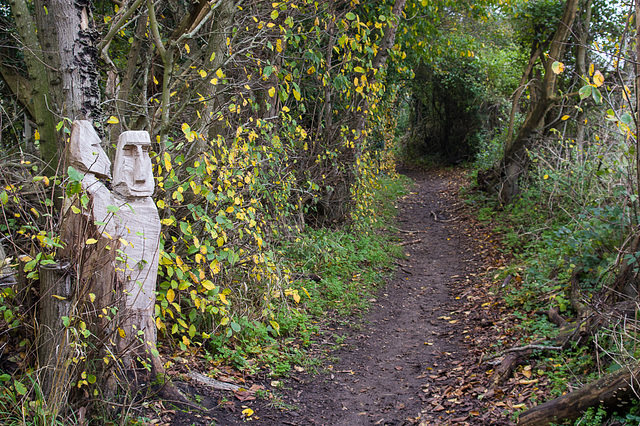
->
[166,168,534,426]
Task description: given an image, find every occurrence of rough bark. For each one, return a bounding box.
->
[506,47,542,143]
[499,0,580,204]
[8,0,60,173]
[194,0,238,145]
[518,365,640,425]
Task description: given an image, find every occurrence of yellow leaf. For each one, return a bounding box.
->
[34,130,40,141]
[89,293,96,303]
[561,115,570,121]
[293,291,300,303]
[242,408,254,417]
[86,238,98,245]
[202,280,215,291]
[118,327,126,338]
[219,293,229,305]
[593,70,604,87]
[107,116,119,124]
[589,63,595,76]
[198,69,207,78]
[164,152,172,171]
[167,288,175,303]
[52,295,66,300]
[551,61,565,74]
[543,174,549,180]
[153,75,159,85]
[210,78,218,85]
[216,69,224,78]
[268,87,276,97]
[184,43,190,54]
[293,89,301,101]
[220,316,229,325]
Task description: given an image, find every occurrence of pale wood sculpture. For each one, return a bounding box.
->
[112,130,161,369]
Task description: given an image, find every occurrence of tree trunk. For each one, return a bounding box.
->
[574,0,592,160]
[8,0,60,173]
[518,364,640,425]
[499,0,580,204]
[34,0,101,122]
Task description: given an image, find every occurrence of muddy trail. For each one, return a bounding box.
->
[171,169,536,426]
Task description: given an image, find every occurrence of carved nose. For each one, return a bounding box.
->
[134,145,147,183]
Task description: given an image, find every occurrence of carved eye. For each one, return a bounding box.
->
[141,145,150,153]
[122,145,135,156]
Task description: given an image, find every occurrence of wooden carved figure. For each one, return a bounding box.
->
[112,130,161,364]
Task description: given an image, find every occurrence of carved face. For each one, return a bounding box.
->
[113,131,154,197]
[69,120,111,179]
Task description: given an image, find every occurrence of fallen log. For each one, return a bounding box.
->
[518,365,640,425]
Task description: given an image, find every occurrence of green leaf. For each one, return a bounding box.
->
[0,191,7,205]
[592,87,603,104]
[578,85,592,100]
[14,380,27,396]
[620,112,634,125]
[0,374,10,382]
[67,166,84,182]
[230,321,241,333]
[345,12,356,20]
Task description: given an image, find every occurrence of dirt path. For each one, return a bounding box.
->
[269,170,482,425]
[173,169,519,425]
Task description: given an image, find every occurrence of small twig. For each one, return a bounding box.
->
[400,239,422,246]
[503,344,563,354]
[484,344,563,362]
[396,229,429,234]
[430,211,459,223]
[438,216,460,223]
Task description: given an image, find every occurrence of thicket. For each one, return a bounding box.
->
[0,0,412,422]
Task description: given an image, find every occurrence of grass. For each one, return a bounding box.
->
[200,173,410,377]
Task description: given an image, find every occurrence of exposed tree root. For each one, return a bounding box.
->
[518,364,640,425]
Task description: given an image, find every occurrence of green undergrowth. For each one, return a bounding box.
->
[464,163,638,424]
[201,174,410,377]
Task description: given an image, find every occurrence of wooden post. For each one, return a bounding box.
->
[37,262,74,413]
